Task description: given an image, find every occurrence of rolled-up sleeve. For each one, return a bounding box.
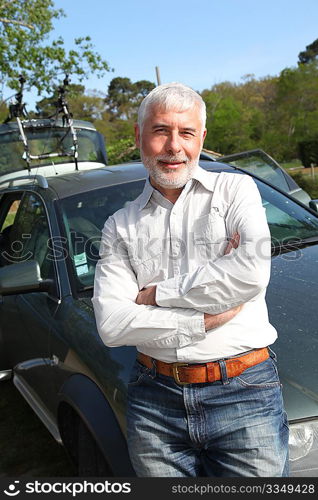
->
[92,216,205,348]
[156,175,271,314]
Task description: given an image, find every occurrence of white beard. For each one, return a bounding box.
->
[141,153,199,189]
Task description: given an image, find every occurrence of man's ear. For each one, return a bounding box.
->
[202,128,207,143]
[134,123,140,148]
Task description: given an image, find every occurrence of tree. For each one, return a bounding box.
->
[106,77,134,120]
[203,92,254,154]
[273,63,318,156]
[298,38,318,64]
[34,84,106,121]
[0,0,111,95]
[201,80,271,154]
[105,77,155,120]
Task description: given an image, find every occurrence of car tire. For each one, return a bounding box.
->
[77,419,113,477]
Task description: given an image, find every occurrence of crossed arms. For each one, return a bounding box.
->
[135,232,242,331]
[92,175,271,348]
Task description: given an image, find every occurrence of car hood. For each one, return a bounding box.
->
[266,243,318,421]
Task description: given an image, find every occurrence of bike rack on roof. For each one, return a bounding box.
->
[3,75,79,172]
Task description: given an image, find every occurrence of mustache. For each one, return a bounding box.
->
[155,155,188,163]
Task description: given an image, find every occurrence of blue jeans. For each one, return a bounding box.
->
[127,351,289,477]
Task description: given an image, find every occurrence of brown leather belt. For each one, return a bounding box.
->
[137,348,269,385]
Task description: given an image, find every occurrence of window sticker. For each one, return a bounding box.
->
[74,252,88,276]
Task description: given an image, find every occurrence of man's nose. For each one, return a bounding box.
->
[165,132,182,154]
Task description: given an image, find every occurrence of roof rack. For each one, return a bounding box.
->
[3,75,79,172]
[0,175,48,189]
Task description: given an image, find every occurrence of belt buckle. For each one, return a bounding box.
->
[172,362,189,385]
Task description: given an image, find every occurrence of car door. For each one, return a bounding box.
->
[0,190,61,426]
[0,192,23,377]
[218,149,312,206]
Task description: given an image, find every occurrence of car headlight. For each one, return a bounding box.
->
[289,419,318,476]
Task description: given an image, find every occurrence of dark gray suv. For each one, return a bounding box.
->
[0,155,318,476]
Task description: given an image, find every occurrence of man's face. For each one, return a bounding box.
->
[135,104,207,190]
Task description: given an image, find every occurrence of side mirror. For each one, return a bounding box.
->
[309,199,318,213]
[0,260,54,296]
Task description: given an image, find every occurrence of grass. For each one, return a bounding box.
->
[0,381,76,477]
[280,159,303,170]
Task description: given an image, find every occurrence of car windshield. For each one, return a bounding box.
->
[59,175,318,291]
[0,126,106,174]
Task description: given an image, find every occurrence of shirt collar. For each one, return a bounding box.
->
[192,165,218,192]
[138,178,154,210]
[137,165,217,211]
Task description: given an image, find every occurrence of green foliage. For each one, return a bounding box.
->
[202,76,277,155]
[107,137,139,165]
[29,54,318,167]
[34,84,106,121]
[0,0,111,95]
[95,115,134,144]
[33,82,139,165]
[201,63,318,162]
[204,93,253,153]
[298,38,318,64]
[276,63,318,138]
[105,77,155,120]
[289,172,318,199]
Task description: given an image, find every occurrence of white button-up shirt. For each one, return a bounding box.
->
[92,166,277,363]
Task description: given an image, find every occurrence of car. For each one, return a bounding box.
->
[0,144,318,476]
[200,148,313,208]
[0,77,317,476]
[0,117,108,179]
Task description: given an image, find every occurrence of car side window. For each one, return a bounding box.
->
[0,199,21,230]
[0,194,24,267]
[60,180,145,290]
[257,182,318,244]
[6,193,54,280]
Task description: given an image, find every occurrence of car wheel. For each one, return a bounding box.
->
[77,419,113,476]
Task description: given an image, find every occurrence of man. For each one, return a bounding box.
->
[92,82,289,477]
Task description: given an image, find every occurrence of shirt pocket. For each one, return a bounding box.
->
[192,208,227,260]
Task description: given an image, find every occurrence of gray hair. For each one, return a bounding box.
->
[137,82,206,130]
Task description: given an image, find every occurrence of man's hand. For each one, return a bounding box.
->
[136,285,157,306]
[224,232,240,255]
[204,304,243,331]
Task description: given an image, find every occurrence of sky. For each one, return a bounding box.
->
[15,0,318,109]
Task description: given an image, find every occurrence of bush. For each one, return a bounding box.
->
[290,171,318,199]
[298,140,318,168]
[107,138,140,165]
